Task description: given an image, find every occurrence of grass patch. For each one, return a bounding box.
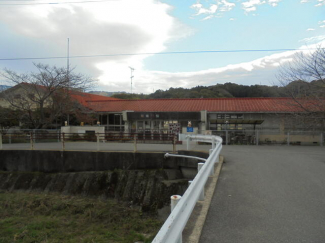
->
[0,192,162,243]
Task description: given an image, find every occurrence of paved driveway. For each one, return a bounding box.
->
[201,145,325,243]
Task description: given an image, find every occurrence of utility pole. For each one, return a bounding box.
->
[67,38,70,126]
[129,66,134,95]
[67,37,70,75]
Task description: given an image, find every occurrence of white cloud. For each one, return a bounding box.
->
[242,0,281,12]
[191,3,218,16]
[242,0,266,12]
[190,0,235,20]
[307,28,315,31]
[0,0,193,91]
[319,20,325,28]
[299,35,325,44]
[219,0,236,12]
[111,41,325,93]
[316,0,325,6]
[229,18,236,21]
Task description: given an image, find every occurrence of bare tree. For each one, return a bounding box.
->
[0,63,96,128]
[277,46,325,130]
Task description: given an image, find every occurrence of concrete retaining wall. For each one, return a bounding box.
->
[0,150,208,173]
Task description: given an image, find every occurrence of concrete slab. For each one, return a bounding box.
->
[200,145,325,243]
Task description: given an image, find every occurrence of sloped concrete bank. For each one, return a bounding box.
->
[0,169,188,212]
[0,150,209,212]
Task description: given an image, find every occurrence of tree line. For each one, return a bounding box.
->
[109,81,322,99]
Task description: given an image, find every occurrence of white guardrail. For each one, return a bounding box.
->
[152,134,223,243]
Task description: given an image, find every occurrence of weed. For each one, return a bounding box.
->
[0,192,162,243]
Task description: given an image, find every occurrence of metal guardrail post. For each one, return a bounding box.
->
[209,149,214,176]
[30,132,34,150]
[153,134,222,243]
[0,133,2,150]
[170,195,182,243]
[134,134,137,152]
[287,132,290,146]
[57,131,60,143]
[198,163,205,201]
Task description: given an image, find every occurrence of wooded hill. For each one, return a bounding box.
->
[91,80,323,99]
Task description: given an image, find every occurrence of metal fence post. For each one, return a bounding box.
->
[198,163,205,201]
[0,133,2,150]
[225,130,228,145]
[134,134,137,152]
[9,133,11,144]
[256,130,259,146]
[170,195,182,243]
[320,132,323,147]
[287,132,290,146]
[57,130,60,143]
[97,133,100,151]
[30,132,34,150]
[62,133,65,151]
[173,134,176,153]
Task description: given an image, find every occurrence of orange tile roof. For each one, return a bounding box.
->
[69,90,119,107]
[86,97,321,113]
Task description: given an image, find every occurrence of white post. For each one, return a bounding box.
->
[97,133,100,151]
[170,195,182,243]
[198,163,205,201]
[0,133,2,150]
[186,136,190,151]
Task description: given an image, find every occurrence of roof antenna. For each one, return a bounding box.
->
[129,66,134,96]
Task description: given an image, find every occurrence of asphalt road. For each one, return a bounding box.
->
[200,145,325,243]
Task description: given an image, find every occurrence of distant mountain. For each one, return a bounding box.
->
[88,91,126,97]
[87,80,325,100]
[0,85,11,91]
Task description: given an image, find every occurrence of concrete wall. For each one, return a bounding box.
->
[0,150,208,173]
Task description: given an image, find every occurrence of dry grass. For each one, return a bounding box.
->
[0,191,162,243]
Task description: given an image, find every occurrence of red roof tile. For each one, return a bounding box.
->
[69,90,119,107]
[86,97,322,113]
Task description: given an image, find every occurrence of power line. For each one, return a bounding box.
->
[0,48,310,61]
[0,0,115,6]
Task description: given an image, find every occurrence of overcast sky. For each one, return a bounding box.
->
[0,0,324,93]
